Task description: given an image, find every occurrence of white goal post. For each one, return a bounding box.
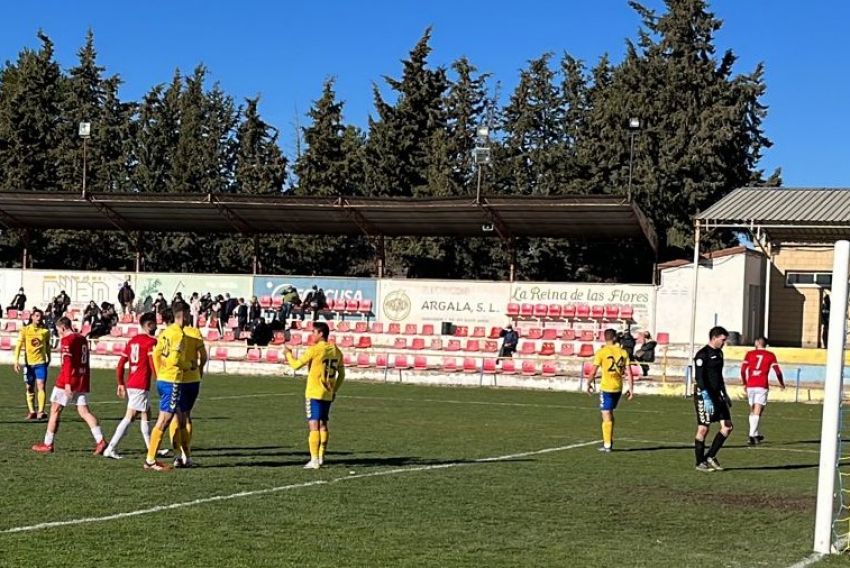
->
[813,239,849,554]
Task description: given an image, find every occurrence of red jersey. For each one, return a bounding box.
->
[55,333,90,393]
[741,348,783,389]
[117,334,157,390]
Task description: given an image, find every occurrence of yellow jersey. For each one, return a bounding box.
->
[152,324,205,384]
[286,341,345,402]
[592,344,632,393]
[182,326,207,383]
[15,324,51,366]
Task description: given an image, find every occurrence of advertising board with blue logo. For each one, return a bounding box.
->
[253,276,379,316]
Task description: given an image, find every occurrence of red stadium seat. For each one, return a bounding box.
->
[547,305,562,319]
[393,337,407,349]
[590,305,604,319]
[206,329,221,342]
[559,343,575,357]
[326,321,336,332]
[483,358,497,373]
[533,304,548,318]
[542,328,558,340]
[288,333,302,346]
[471,326,485,338]
[413,356,428,370]
[446,339,461,352]
[227,317,238,328]
[521,360,537,376]
[576,305,590,319]
[526,327,543,340]
[539,342,555,356]
[519,342,536,356]
[404,324,418,335]
[388,323,401,335]
[465,340,480,352]
[3,320,18,332]
[110,327,122,338]
[6,309,17,320]
[578,344,595,357]
[120,313,133,324]
[304,321,314,331]
[621,305,635,320]
[657,332,670,345]
[336,321,351,333]
[247,348,261,362]
[500,359,517,374]
[429,338,443,351]
[265,349,281,364]
[272,297,283,309]
[520,304,534,317]
[345,300,359,312]
[343,353,356,367]
[562,329,576,341]
[21,310,31,321]
[213,347,228,361]
[197,315,207,327]
[562,304,576,319]
[583,361,595,378]
[0,335,11,350]
[579,330,594,342]
[95,342,108,355]
[356,353,371,368]
[356,336,372,349]
[421,324,435,336]
[462,358,479,373]
[596,330,606,342]
[375,354,388,368]
[542,362,558,377]
[339,335,355,348]
[357,300,373,314]
[442,357,459,372]
[411,338,425,350]
[393,355,410,369]
[484,340,499,353]
[454,326,468,337]
[630,365,642,377]
[507,303,520,316]
[124,327,139,338]
[369,322,383,334]
[324,299,337,312]
[488,326,502,339]
[306,334,317,346]
[605,305,620,320]
[223,331,236,342]
[259,296,272,309]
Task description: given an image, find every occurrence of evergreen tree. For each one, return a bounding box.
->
[233,97,287,194]
[294,79,347,197]
[130,72,181,193]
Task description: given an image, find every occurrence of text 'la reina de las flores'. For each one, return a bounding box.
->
[512,287,650,304]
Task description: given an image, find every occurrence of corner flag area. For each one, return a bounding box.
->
[1,369,844,567]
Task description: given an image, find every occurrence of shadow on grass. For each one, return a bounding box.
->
[616,445,692,453]
[724,463,818,471]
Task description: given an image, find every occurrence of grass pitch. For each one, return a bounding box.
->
[0,368,843,567]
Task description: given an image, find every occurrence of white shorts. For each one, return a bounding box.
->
[50,386,89,407]
[747,387,768,407]
[126,388,150,412]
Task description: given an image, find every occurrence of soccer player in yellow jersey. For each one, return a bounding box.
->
[144,304,205,471]
[586,329,635,452]
[167,323,206,466]
[284,321,345,469]
[14,308,52,420]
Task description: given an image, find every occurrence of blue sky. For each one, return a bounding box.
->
[2,1,848,186]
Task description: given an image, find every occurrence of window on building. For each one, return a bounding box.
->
[786,271,832,288]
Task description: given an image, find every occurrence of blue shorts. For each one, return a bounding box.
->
[157,381,200,413]
[305,398,332,422]
[23,363,49,386]
[599,391,622,411]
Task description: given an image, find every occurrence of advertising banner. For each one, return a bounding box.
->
[0,269,23,309]
[378,279,511,328]
[253,275,378,312]
[21,269,131,308]
[135,273,253,303]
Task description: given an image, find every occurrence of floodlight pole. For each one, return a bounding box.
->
[79,121,91,198]
[627,117,640,202]
[813,239,849,554]
[688,221,701,390]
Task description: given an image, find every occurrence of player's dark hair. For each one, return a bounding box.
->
[163,308,175,324]
[31,307,43,316]
[139,312,157,327]
[709,326,728,339]
[56,316,72,330]
[314,321,330,340]
[171,302,188,318]
[604,328,617,342]
[755,336,768,345]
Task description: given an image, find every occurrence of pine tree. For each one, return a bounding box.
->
[294,79,347,197]
[234,97,287,194]
[130,72,181,193]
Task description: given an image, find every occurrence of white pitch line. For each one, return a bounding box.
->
[0,439,599,535]
[89,392,297,405]
[786,536,850,568]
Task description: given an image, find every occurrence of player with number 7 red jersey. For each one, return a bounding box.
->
[740,336,785,446]
[103,312,162,460]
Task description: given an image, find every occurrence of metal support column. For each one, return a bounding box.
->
[377,236,385,279]
[508,240,516,282]
[252,235,261,275]
[688,223,701,366]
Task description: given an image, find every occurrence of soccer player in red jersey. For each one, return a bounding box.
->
[740,336,785,446]
[32,317,107,455]
[103,312,159,460]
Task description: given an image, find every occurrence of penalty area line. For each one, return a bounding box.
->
[0,439,599,535]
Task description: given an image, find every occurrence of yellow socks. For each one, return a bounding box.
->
[146,426,165,463]
[602,420,614,449]
[185,421,193,447]
[26,391,35,413]
[308,431,320,460]
[37,390,46,413]
[318,431,329,459]
[169,419,179,447]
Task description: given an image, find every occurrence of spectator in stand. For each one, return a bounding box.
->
[51,294,67,320]
[89,302,118,339]
[236,298,249,333]
[190,293,201,327]
[499,324,519,358]
[633,332,657,377]
[173,292,185,306]
[142,295,154,313]
[617,326,637,361]
[249,318,273,347]
[153,293,168,315]
[199,292,213,316]
[82,301,101,327]
[118,280,135,315]
[303,285,326,322]
[211,295,224,334]
[279,285,300,324]
[7,287,26,312]
[249,296,262,324]
[223,293,239,322]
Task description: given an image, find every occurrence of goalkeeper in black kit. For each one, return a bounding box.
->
[693,326,733,472]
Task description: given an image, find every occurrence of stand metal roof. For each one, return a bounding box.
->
[0,191,658,251]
